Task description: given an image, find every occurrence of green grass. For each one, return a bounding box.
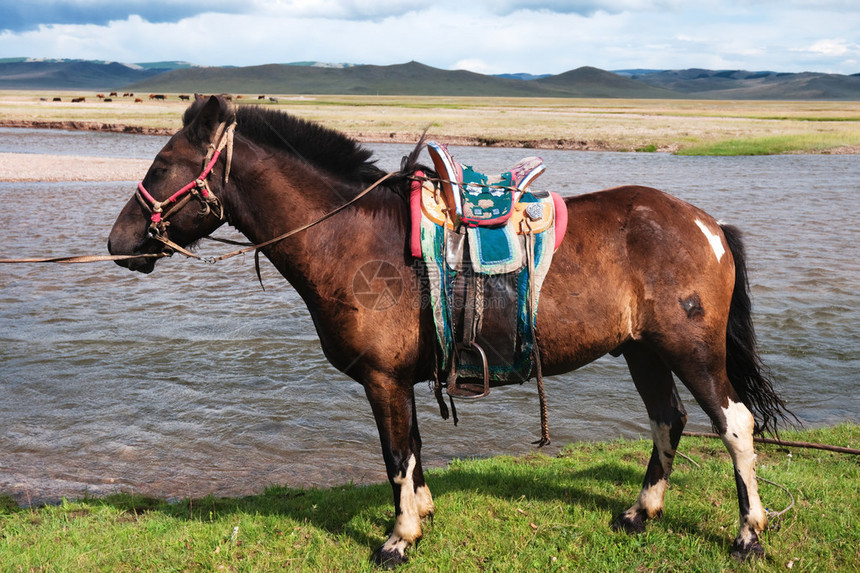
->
[677,133,860,155]
[1,424,858,571]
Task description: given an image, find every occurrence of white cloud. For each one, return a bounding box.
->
[806,39,858,57]
[0,2,859,74]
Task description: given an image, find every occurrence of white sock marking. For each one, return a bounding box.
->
[386,454,421,550]
[721,400,767,534]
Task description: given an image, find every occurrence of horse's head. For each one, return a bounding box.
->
[107,95,236,273]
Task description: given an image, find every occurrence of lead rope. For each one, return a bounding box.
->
[524,218,550,447]
[204,171,397,264]
[0,252,166,264]
[2,162,393,268]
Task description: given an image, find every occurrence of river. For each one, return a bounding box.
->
[0,127,857,505]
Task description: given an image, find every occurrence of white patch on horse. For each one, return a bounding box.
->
[721,400,767,534]
[695,219,725,262]
[630,478,668,520]
[382,453,422,554]
[626,420,673,518]
[415,484,435,518]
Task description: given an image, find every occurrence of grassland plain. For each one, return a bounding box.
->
[2,91,860,155]
[0,425,857,571]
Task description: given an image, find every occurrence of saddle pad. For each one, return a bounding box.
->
[468,225,522,275]
[416,186,558,383]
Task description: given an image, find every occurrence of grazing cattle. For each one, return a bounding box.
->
[179,95,190,101]
[258,95,266,99]
[269,97,279,103]
[110,92,118,97]
[149,94,166,101]
[96,94,105,99]
[71,97,85,103]
[134,98,143,103]
[104,98,112,102]
[52,97,62,102]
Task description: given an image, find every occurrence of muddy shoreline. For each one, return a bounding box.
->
[0,118,630,152]
[2,118,857,156]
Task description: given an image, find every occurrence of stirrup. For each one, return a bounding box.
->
[446,341,490,399]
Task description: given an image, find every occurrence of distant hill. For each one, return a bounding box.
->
[132,61,197,72]
[625,68,860,100]
[127,61,572,97]
[494,72,552,81]
[127,61,683,98]
[533,66,679,98]
[0,58,172,89]
[282,61,359,69]
[1,58,859,100]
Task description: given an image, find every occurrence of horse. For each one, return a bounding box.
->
[107,95,793,567]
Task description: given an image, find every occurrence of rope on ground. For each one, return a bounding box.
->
[682,431,860,455]
[679,429,859,528]
[675,448,796,529]
[760,477,796,531]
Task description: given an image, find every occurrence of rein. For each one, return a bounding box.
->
[205,171,396,264]
[0,253,166,264]
[0,170,397,268]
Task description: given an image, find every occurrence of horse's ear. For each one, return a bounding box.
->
[188,95,224,144]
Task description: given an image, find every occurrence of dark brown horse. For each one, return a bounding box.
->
[108,95,792,566]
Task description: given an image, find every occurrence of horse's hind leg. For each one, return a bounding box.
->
[613,342,688,533]
[687,379,767,558]
[667,354,767,558]
[363,376,434,567]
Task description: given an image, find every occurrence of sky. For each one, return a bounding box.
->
[1,1,859,75]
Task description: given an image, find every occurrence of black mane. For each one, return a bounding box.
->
[183,95,428,196]
[183,96,383,183]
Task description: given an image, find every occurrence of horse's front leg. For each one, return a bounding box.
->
[364,376,434,568]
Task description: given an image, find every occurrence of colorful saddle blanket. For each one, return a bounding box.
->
[410,142,568,396]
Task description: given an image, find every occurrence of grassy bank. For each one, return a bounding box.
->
[1,424,857,571]
[2,91,859,155]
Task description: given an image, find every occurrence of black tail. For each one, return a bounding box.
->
[721,224,796,435]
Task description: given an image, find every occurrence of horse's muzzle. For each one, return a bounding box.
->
[107,238,159,273]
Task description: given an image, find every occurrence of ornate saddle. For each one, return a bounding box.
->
[410,142,568,405]
[426,141,547,227]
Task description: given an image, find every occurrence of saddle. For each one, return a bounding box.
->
[410,142,568,408]
[427,141,547,227]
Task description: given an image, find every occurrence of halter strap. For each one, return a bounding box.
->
[137,120,236,222]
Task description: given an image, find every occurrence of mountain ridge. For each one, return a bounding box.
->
[1,59,858,100]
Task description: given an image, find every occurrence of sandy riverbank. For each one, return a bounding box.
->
[0,152,152,182]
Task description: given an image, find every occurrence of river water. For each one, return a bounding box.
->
[0,128,857,505]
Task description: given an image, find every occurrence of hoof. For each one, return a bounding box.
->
[373,546,408,569]
[731,537,765,561]
[611,510,647,534]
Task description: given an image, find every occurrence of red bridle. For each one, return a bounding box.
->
[135,121,236,250]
